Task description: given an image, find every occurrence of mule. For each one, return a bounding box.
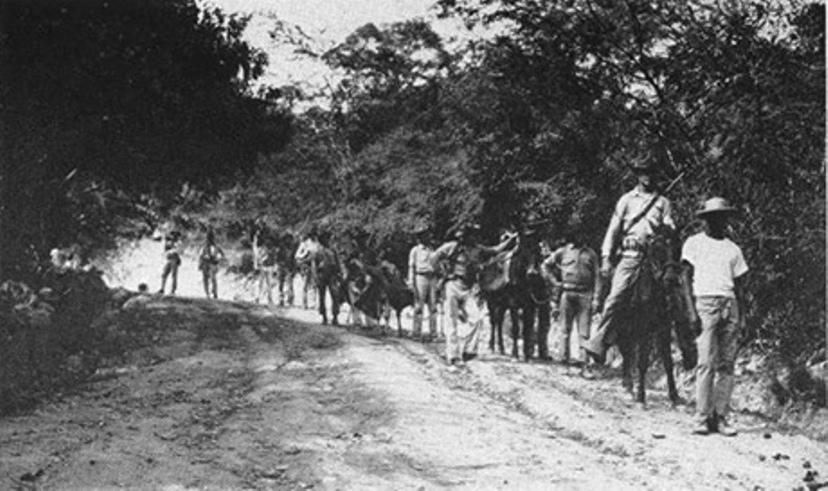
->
[480,233,546,360]
[616,225,697,405]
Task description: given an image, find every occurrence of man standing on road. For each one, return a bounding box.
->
[431,224,516,367]
[158,222,182,295]
[543,226,602,376]
[408,225,438,341]
[310,231,342,326]
[681,198,748,436]
[584,155,676,363]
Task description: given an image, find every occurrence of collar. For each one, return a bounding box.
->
[632,185,657,198]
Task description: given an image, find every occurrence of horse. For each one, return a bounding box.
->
[616,225,698,405]
[479,233,547,360]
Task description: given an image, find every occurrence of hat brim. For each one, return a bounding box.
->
[696,208,736,217]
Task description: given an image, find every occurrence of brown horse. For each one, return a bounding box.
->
[616,225,697,405]
[480,233,546,360]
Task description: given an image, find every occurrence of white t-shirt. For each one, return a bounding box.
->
[681,232,749,297]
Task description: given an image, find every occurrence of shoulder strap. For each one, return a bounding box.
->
[621,192,660,236]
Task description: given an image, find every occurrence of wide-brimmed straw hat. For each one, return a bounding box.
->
[696,197,737,217]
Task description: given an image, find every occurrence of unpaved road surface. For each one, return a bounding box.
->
[1,295,826,490]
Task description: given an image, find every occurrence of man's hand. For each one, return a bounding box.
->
[600,256,613,277]
[591,299,602,314]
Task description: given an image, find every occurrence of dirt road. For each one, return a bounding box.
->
[1,295,825,490]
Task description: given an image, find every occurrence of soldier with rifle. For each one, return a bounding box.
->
[584,154,678,363]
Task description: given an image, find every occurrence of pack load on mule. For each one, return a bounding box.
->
[478,226,550,361]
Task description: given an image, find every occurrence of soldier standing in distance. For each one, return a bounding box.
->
[584,154,676,363]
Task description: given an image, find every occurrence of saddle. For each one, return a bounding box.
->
[478,249,515,293]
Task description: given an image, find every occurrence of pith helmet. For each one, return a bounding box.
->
[413,224,429,236]
[696,197,737,217]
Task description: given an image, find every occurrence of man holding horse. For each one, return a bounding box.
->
[682,197,748,436]
[431,224,516,367]
[584,154,676,363]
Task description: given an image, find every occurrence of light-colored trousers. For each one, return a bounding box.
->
[586,255,642,356]
[444,280,483,362]
[412,273,438,336]
[695,296,740,420]
[559,290,593,363]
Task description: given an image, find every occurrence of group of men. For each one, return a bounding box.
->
[157,155,748,436]
[403,156,749,436]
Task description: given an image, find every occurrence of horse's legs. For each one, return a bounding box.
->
[619,334,634,396]
[509,306,521,359]
[636,324,650,405]
[522,304,536,361]
[660,321,680,404]
[488,303,503,353]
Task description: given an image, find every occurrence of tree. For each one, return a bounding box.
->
[0,0,293,280]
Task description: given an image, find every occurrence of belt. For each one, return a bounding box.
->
[622,236,646,252]
[561,284,591,293]
[415,271,435,276]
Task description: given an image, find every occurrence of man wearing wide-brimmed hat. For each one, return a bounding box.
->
[408,224,438,341]
[431,223,516,367]
[681,197,748,436]
[584,152,676,362]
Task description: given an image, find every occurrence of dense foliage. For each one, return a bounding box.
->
[227,1,824,372]
[0,0,292,282]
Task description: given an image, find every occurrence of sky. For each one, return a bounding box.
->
[200,0,485,96]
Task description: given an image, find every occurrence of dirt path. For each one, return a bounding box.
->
[1,296,825,490]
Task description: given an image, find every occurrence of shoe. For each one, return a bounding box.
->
[716,416,738,437]
[580,367,596,380]
[692,416,714,435]
[692,421,710,435]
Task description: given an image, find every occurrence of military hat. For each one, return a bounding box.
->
[696,197,737,217]
[413,224,429,235]
[629,150,657,173]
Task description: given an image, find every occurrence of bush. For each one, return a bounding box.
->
[0,268,112,414]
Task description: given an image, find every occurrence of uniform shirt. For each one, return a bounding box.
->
[601,185,675,258]
[408,243,434,280]
[543,243,599,292]
[681,232,748,298]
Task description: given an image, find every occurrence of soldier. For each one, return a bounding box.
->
[584,155,676,363]
[408,225,438,341]
[198,228,225,299]
[159,224,182,295]
[431,224,516,367]
[253,222,277,305]
[311,231,342,325]
[543,225,602,376]
[682,198,748,436]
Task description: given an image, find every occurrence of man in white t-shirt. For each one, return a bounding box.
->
[681,197,749,437]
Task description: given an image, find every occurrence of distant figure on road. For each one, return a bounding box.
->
[295,230,322,309]
[682,198,748,437]
[199,228,225,299]
[253,222,277,305]
[158,224,182,295]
